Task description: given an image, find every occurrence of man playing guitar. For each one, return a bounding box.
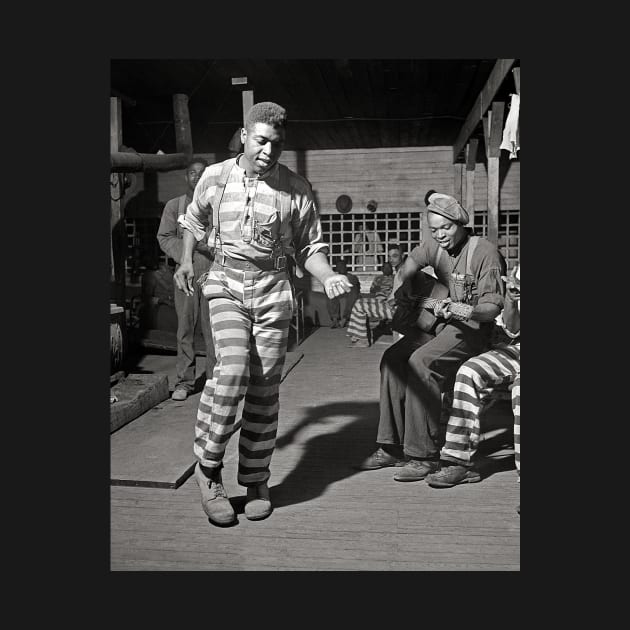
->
[356,190,506,482]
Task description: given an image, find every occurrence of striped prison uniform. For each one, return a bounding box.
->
[440,342,520,471]
[178,157,328,486]
[346,274,395,342]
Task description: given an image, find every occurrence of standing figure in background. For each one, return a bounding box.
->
[326,258,360,328]
[353,220,384,271]
[157,157,216,401]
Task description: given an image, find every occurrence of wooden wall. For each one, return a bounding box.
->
[124,146,520,218]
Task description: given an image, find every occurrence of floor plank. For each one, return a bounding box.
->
[111,326,520,571]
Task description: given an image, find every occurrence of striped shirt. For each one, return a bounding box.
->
[178,156,328,268]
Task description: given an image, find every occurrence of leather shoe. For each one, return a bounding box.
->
[171,388,188,401]
[356,447,407,470]
[244,483,272,520]
[426,464,480,488]
[194,463,236,526]
[393,459,439,482]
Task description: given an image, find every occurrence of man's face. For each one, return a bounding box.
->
[388,248,402,268]
[427,212,466,251]
[241,122,285,175]
[186,162,206,194]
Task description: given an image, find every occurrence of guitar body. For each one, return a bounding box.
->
[391,270,449,335]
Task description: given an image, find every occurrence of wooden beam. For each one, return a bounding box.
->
[482,115,490,159]
[454,163,463,204]
[487,156,500,244]
[242,89,254,127]
[465,139,478,228]
[486,101,505,244]
[488,101,505,158]
[512,67,520,95]
[111,97,122,153]
[452,59,516,162]
[110,98,123,292]
[111,151,189,173]
[172,94,193,156]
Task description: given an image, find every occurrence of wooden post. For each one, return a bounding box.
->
[454,163,463,203]
[465,139,478,228]
[242,89,254,127]
[487,101,505,245]
[172,94,193,156]
[110,97,125,303]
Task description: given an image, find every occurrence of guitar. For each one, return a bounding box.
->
[391,270,473,335]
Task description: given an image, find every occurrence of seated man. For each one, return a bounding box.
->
[326,258,361,328]
[426,263,520,492]
[356,191,505,481]
[346,244,403,348]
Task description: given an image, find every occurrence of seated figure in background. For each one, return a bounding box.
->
[426,263,520,495]
[346,245,403,348]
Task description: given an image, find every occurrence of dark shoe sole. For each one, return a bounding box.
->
[426,475,481,488]
[355,459,407,471]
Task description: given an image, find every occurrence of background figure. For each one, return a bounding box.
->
[326,258,360,328]
[346,244,403,347]
[157,157,216,401]
[353,220,384,271]
[426,263,520,492]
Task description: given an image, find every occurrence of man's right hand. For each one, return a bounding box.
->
[174,261,195,296]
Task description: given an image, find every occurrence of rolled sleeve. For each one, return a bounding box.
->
[291,195,329,268]
[476,267,505,308]
[177,169,214,242]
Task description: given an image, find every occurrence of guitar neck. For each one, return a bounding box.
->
[412,295,472,318]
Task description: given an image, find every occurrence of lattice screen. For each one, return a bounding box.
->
[471,209,521,271]
[320,212,422,271]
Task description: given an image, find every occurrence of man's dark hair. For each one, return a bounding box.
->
[187,157,209,169]
[388,243,402,252]
[245,102,288,130]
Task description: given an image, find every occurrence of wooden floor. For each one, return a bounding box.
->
[111,326,520,571]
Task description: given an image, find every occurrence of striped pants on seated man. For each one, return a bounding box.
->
[426,343,520,488]
[346,296,394,348]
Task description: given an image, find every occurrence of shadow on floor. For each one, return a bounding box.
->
[265,400,381,510]
[252,400,516,510]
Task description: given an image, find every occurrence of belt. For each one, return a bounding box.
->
[213,251,287,272]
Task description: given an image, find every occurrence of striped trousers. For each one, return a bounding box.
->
[346,296,394,341]
[441,343,521,472]
[195,264,294,487]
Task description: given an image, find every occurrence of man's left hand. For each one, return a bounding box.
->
[323,274,354,299]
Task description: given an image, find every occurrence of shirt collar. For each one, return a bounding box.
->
[234,154,280,183]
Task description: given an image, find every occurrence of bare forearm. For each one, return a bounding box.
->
[180,229,197,265]
[303,252,335,284]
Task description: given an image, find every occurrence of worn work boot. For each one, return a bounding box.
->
[426,464,481,488]
[356,446,407,470]
[194,463,236,526]
[171,388,188,401]
[348,337,370,348]
[393,459,439,482]
[244,483,272,521]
